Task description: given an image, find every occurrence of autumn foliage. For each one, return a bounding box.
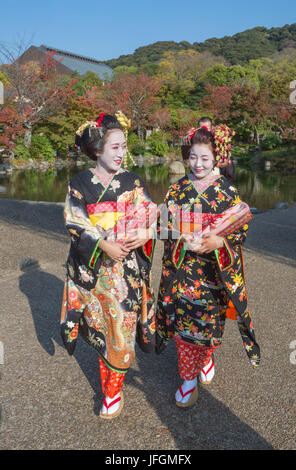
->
[0,51,76,155]
[1,39,296,160]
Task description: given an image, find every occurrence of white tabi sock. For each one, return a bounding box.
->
[101,392,121,415]
[200,358,215,383]
[175,378,197,404]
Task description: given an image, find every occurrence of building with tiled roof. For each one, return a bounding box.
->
[17,45,113,80]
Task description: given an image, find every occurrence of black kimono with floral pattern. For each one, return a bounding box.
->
[60,168,156,373]
[156,174,260,368]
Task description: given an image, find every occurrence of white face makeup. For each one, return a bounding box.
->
[188,144,215,180]
[97,129,127,174]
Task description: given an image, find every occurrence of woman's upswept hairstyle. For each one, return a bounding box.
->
[182,124,235,170]
[191,127,216,152]
[75,114,123,161]
[181,127,216,162]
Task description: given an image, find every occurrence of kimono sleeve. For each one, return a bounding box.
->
[215,185,248,271]
[64,183,105,270]
[133,176,157,263]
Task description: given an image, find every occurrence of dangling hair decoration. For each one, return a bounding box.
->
[114,110,135,168]
[212,124,236,168]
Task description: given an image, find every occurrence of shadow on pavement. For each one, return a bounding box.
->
[128,347,274,450]
[18,267,103,401]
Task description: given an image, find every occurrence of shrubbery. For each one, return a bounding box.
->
[30,135,55,161]
[261,133,282,150]
[14,141,31,159]
[147,131,169,156]
[14,135,55,160]
[127,133,146,155]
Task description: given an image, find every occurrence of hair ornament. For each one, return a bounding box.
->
[95,113,107,127]
[114,110,134,168]
[115,110,131,130]
[182,125,214,145]
[180,127,197,145]
[75,120,99,137]
[212,124,235,168]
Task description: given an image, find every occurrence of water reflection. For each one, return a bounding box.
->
[1,164,296,210]
[234,168,296,210]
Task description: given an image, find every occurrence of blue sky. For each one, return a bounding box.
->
[1,0,296,61]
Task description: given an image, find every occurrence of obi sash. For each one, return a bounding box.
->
[86,201,158,242]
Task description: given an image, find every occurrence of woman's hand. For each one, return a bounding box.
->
[200,234,224,253]
[182,233,200,251]
[125,228,154,251]
[98,240,130,263]
[184,233,224,254]
[197,234,224,254]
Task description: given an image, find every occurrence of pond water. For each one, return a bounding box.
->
[0,163,296,210]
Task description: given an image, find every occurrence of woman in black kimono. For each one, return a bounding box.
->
[60,113,156,419]
[156,126,260,408]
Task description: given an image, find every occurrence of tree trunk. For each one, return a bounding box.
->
[137,127,144,140]
[8,149,15,161]
[24,128,32,148]
[254,126,260,147]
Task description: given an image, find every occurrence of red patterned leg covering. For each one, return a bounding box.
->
[99,356,110,391]
[175,336,215,381]
[99,357,126,399]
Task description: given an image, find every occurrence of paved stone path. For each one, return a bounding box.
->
[0,199,295,450]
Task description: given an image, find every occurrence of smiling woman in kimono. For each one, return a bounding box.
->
[60,113,156,419]
[156,126,260,408]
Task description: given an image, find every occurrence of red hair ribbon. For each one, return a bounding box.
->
[95,113,107,127]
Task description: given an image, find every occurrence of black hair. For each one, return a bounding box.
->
[75,114,122,161]
[198,116,213,128]
[181,144,191,161]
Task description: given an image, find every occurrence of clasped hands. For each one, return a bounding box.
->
[182,232,224,254]
[98,228,153,263]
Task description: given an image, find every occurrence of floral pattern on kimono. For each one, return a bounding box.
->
[60,168,156,372]
[156,175,260,369]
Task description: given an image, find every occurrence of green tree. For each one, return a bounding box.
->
[71,71,103,95]
[113,65,138,77]
[35,92,99,156]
